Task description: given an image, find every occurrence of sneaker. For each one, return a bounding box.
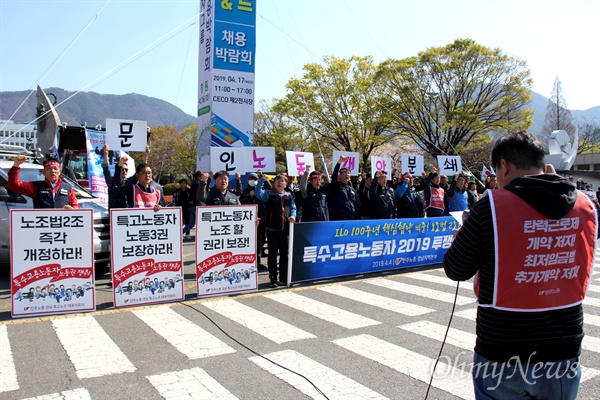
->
[257,264,268,271]
[269,281,278,288]
[184,234,192,240]
[276,281,287,287]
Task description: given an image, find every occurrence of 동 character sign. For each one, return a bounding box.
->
[10,209,95,318]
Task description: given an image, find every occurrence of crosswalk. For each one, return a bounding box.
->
[1,268,599,400]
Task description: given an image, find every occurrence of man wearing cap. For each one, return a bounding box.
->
[8,155,79,209]
[328,155,360,220]
[299,165,329,222]
[196,170,241,206]
[369,170,395,219]
[395,172,423,218]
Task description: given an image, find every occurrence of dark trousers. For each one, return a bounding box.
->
[266,229,288,282]
[256,220,266,264]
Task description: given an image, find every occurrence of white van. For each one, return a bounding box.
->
[0,157,110,269]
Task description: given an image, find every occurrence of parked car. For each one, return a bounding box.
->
[0,159,110,269]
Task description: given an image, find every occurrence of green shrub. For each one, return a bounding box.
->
[162,182,180,196]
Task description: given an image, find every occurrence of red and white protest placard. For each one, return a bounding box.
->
[196,205,258,297]
[11,209,95,318]
[110,208,184,308]
[285,151,315,177]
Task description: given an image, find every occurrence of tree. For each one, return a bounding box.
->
[377,39,533,158]
[539,77,576,149]
[146,125,185,183]
[177,124,200,179]
[577,120,600,154]
[273,56,397,169]
[254,100,314,172]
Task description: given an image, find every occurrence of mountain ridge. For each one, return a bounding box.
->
[0,87,598,135]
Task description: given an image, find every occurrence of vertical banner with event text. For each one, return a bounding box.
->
[11,209,95,318]
[196,205,258,297]
[197,0,257,171]
[110,208,184,308]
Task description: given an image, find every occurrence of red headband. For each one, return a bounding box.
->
[44,160,60,168]
[309,173,322,180]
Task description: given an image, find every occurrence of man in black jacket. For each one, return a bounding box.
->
[444,131,598,399]
[369,170,395,219]
[299,165,329,222]
[196,170,240,206]
[240,172,267,269]
[102,144,128,209]
[328,155,360,220]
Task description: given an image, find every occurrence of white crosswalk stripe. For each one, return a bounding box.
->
[398,320,600,383]
[249,349,389,400]
[584,295,600,308]
[582,334,600,354]
[588,284,600,293]
[52,316,136,379]
[333,334,474,400]
[20,388,91,400]
[0,325,18,393]
[202,299,316,344]
[319,285,434,316]
[263,291,381,329]
[399,320,476,351]
[406,272,474,290]
[147,367,238,400]
[584,313,600,327]
[132,306,236,359]
[365,278,476,305]
[454,308,477,321]
[1,271,599,399]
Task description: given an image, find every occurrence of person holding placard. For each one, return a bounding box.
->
[423,169,449,218]
[395,172,424,218]
[102,144,128,209]
[8,155,79,209]
[328,155,360,221]
[299,165,329,222]
[254,172,297,288]
[196,170,241,206]
[125,163,162,212]
[369,170,395,219]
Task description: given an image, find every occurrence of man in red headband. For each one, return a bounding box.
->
[8,155,79,209]
[299,165,329,222]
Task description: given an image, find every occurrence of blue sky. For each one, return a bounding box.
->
[1,0,599,119]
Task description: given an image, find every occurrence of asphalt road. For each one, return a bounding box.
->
[0,238,599,400]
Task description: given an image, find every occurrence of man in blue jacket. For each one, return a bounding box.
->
[254,172,297,288]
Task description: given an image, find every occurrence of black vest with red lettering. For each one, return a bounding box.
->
[31,180,72,209]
